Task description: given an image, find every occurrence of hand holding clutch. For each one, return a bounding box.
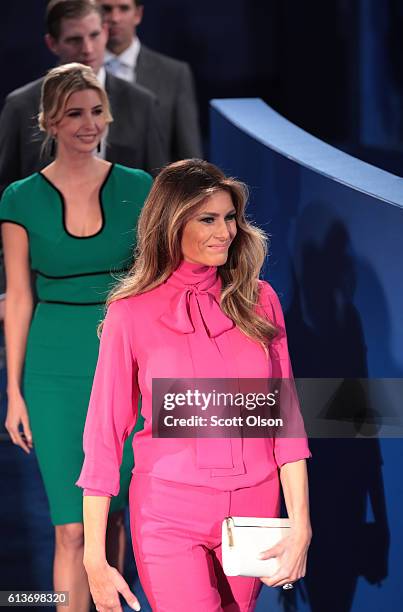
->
[258,523,311,589]
[222,516,311,588]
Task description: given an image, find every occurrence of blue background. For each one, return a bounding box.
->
[1,1,403,610]
[210,98,403,611]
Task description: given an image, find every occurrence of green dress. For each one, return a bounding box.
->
[0,164,152,525]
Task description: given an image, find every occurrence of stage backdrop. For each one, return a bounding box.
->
[210,98,403,612]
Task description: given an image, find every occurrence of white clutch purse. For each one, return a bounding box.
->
[222,516,291,578]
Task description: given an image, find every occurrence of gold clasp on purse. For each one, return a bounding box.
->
[226,517,234,547]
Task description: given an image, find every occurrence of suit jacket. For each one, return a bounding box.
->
[0,72,166,195]
[135,45,202,162]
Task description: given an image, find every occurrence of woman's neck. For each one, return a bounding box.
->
[45,152,108,182]
[168,259,218,288]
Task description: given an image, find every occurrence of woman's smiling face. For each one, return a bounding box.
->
[181,190,237,266]
[52,88,107,154]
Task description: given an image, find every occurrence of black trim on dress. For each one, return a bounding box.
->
[38,163,114,239]
[0,219,29,234]
[34,268,127,280]
[38,300,105,306]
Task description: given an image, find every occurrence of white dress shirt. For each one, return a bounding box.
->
[104,38,141,83]
[97,66,106,88]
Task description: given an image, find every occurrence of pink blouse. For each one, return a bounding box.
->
[76,261,310,496]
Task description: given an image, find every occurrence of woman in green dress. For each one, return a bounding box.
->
[0,63,152,611]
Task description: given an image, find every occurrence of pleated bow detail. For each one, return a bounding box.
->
[160,261,234,338]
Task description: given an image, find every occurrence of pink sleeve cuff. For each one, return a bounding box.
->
[83,488,112,497]
[274,440,312,468]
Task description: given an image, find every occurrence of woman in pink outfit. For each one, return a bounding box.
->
[77,159,312,611]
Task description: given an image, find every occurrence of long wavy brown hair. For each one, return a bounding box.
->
[107,159,277,345]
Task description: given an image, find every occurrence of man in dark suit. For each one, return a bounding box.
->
[0,0,166,195]
[99,0,202,162]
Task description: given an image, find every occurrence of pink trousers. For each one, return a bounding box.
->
[129,472,280,611]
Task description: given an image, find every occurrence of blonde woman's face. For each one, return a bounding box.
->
[52,89,107,154]
[181,191,237,267]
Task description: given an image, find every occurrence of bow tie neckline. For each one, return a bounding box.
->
[160,261,234,337]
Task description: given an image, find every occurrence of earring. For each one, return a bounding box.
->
[50,137,56,158]
[97,140,101,154]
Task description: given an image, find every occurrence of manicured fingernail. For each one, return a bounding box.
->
[131,603,141,611]
[257,553,264,559]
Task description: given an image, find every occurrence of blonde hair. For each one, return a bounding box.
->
[107,159,277,347]
[38,62,112,152]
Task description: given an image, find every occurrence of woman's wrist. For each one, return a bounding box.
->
[7,385,23,399]
[83,553,108,571]
[290,521,312,543]
[290,515,311,528]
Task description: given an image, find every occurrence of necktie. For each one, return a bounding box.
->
[105,58,132,83]
[105,57,121,76]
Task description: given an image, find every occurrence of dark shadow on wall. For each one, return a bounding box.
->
[283,211,391,611]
